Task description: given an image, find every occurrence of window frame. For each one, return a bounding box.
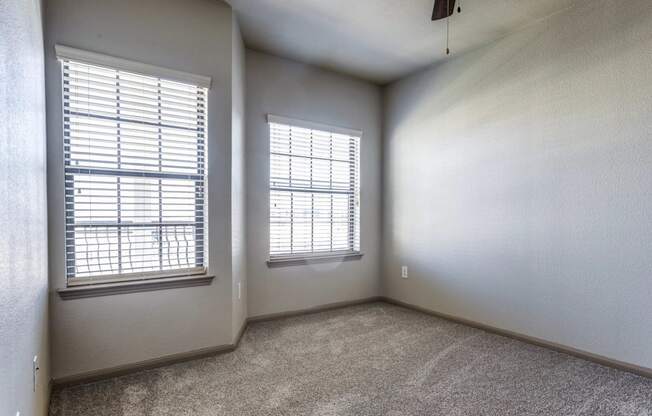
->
[56,45,212,287]
[267,115,362,263]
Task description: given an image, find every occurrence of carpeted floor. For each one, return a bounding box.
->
[49,302,652,415]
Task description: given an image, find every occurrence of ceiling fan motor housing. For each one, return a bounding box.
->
[432,0,456,21]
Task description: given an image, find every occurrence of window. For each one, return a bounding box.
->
[58,47,210,284]
[268,115,361,260]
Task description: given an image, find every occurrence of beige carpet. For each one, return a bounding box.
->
[49,302,652,415]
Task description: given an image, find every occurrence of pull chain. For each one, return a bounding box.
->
[446,0,450,55]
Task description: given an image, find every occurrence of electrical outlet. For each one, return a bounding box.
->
[238,282,241,300]
[33,356,39,392]
[401,266,408,279]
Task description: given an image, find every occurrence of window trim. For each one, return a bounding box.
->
[56,46,212,287]
[267,114,362,137]
[57,274,215,300]
[267,114,362,263]
[266,251,364,267]
[55,45,212,89]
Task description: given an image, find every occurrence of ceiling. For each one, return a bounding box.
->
[228,0,577,84]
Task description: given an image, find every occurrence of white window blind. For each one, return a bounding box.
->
[269,117,361,259]
[60,57,207,284]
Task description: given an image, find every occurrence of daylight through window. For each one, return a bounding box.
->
[61,58,207,283]
[269,117,361,259]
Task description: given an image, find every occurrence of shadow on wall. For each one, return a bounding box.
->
[382,0,652,368]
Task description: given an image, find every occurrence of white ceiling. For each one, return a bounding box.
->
[228,0,577,84]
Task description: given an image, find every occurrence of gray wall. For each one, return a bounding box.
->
[0,0,50,414]
[45,0,236,380]
[231,17,248,339]
[245,50,382,317]
[383,0,652,369]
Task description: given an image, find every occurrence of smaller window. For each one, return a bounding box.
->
[268,116,361,259]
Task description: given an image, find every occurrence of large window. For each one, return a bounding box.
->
[268,115,361,259]
[58,48,209,284]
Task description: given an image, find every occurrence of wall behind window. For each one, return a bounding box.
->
[382,0,652,369]
[0,0,49,414]
[245,50,382,317]
[45,0,235,380]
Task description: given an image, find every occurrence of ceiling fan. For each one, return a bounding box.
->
[431,0,462,55]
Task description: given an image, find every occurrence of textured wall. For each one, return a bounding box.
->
[0,0,50,414]
[231,17,248,339]
[45,0,235,380]
[245,50,383,317]
[383,0,652,369]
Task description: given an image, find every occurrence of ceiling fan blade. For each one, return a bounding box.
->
[432,0,456,21]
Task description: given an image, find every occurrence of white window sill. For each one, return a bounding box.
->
[267,252,363,267]
[57,274,215,300]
